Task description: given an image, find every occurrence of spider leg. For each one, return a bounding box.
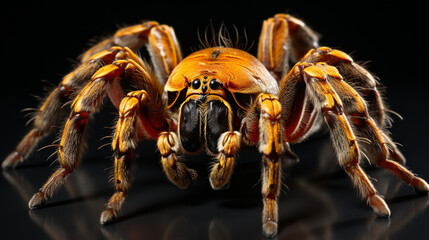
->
[80,21,159,62]
[101,89,168,224]
[4,22,180,169]
[82,21,181,84]
[204,95,240,190]
[100,30,178,221]
[301,47,406,165]
[257,14,319,80]
[300,63,391,217]
[145,24,182,83]
[157,131,198,189]
[28,48,151,208]
[242,93,282,237]
[319,63,429,193]
[378,160,429,193]
[319,64,429,192]
[209,131,240,189]
[1,49,121,169]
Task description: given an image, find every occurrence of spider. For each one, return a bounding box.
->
[3,14,428,237]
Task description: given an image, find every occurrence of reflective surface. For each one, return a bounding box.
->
[2,132,429,240]
[2,2,429,240]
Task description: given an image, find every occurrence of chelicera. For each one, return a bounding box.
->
[3,14,428,237]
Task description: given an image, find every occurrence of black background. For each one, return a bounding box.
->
[1,1,429,239]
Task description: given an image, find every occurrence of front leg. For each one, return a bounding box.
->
[243,93,283,237]
[205,95,240,190]
[101,89,168,224]
[157,132,197,189]
[209,131,241,190]
[258,94,283,238]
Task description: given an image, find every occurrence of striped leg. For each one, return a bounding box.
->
[301,47,406,164]
[2,54,110,169]
[4,20,180,169]
[101,89,168,224]
[257,13,319,80]
[301,63,391,216]
[242,93,283,237]
[28,48,152,209]
[302,49,429,193]
[158,131,198,189]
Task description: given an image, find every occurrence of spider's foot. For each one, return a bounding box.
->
[209,161,233,190]
[158,132,198,189]
[210,132,239,190]
[162,155,198,189]
[2,151,22,169]
[262,220,278,238]
[100,208,117,225]
[28,192,46,209]
[369,194,391,217]
[413,177,429,194]
[173,167,198,189]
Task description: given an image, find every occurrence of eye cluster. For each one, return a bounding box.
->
[188,76,223,93]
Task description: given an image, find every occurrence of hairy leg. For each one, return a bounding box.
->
[4,21,180,169]
[2,57,106,169]
[158,131,197,189]
[203,95,240,190]
[242,93,283,237]
[258,13,319,80]
[28,50,150,208]
[209,131,240,190]
[301,47,406,165]
[28,61,124,208]
[300,63,391,216]
[101,89,168,224]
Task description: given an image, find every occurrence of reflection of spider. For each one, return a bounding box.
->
[3,14,428,237]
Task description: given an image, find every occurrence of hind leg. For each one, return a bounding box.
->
[101,89,169,224]
[4,20,180,169]
[305,51,429,193]
[298,63,391,216]
[300,62,428,216]
[257,13,319,80]
[2,58,105,169]
[28,57,127,208]
[28,48,151,208]
[301,47,406,165]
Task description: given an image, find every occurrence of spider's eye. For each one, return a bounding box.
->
[192,79,201,89]
[209,79,220,90]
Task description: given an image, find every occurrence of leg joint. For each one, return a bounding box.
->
[218,131,241,157]
[69,111,89,129]
[157,132,179,157]
[259,94,281,120]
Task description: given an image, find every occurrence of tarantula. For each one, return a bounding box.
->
[3,14,428,237]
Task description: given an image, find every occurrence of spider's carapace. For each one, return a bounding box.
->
[166,47,280,154]
[166,47,279,102]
